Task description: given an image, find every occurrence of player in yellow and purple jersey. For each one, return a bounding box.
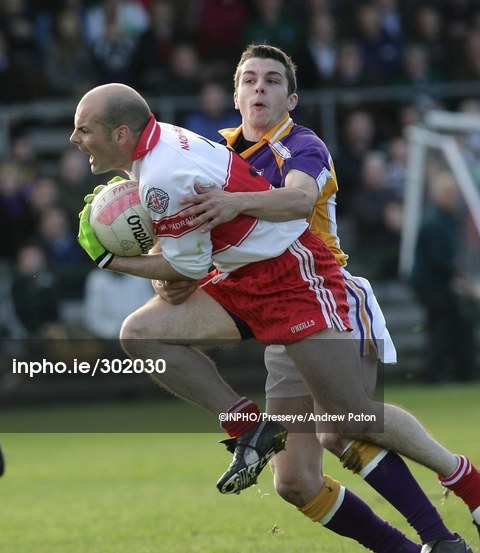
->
[164,44,478,552]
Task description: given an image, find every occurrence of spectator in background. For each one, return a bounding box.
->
[91,19,136,84]
[0,0,41,98]
[0,30,32,103]
[397,102,422,131]
[440,0,477,42]
[456,27,480,81]
[84,0,150,45]
[0,0,36,60]
[36,206,90,298]
[9,135,38,184]
[132,0,184,92]
[9,243,61,337]
[353,2,404,82]
[83,270,153,339]
[331,39,377,89]
[0,161,34,260]
[242,0,302,56]
[384,135,408,199]
[412,5,448,77]
[334,109,378,215]
[373,0,404,43]
[153,42,204,95]
[27,176,61,217]
[295,11,338,89]
[43,7,94,98]
[396,42,443,89]
[56,147,95,226]
[392,43,445,118]
[304,0,335,17]
[192,0,249,63]
[410,171,476,383]
[182,82,240,141]
[352,151,400,278]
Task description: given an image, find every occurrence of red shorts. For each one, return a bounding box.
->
[200,230,351,344]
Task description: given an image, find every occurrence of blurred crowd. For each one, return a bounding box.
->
[1,0,480,342]
[2,0,480,102]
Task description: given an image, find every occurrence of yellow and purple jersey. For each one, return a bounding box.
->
[219,113,349,267]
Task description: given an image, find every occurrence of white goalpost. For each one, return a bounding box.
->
[399,110,480,281]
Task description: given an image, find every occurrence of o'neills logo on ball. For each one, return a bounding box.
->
[127,215,154,253]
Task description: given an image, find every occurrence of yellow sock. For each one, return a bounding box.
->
[340,440,387,476]
[298,475,343,523]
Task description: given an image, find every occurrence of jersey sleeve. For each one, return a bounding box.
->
[282,129,334,193]
[137,144,216,280]
[160,233,213,279]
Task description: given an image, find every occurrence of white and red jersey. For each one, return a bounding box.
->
[128,116,308,279]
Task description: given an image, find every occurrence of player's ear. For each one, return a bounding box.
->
[112,124,130,145]
[287,93,298,112]
[233,91,240,110]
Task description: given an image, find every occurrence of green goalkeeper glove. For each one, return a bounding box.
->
[77,177,127,268]
[78,203,114,268]
[83,177,125,203]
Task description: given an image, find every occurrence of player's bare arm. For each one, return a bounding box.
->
[109,252,196,282]
[147,241,198,303]
[180,169,318,232]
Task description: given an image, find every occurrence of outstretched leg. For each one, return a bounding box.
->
[268,397,421,552]
[286,330,480,539]
[120,289,287,493]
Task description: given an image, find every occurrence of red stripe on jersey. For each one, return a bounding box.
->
[211,152,271,253]
[224,151,272,193]
[152,207,201,237]
[222,149,233,190]
[133,114,161,160]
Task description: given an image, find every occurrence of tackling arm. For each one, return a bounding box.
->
[179,169,318,232]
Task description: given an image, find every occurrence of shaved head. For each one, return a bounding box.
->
[78,83,151,137]
[71,83,153,174]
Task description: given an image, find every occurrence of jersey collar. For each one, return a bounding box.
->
[219,113,294,158]
[132,113,161,160]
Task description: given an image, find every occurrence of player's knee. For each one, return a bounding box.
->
[319,433,350,458]
[119,311,147,354]
[272,466,323,507]
[121,303,170,338]
[120,312,139,340]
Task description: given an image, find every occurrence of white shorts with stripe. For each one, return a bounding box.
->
[264,268,397,399]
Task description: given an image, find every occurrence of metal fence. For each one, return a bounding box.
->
[2,81,480,160]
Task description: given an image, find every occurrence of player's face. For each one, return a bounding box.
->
[70,99,124,175]
[234,57,298,141]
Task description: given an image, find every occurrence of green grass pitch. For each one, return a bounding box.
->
[1,383,479,552]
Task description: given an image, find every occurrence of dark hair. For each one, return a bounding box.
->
[234,44,297,95]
